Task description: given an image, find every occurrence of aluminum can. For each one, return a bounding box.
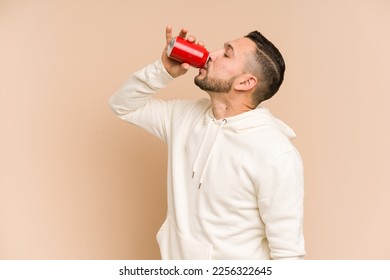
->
[167,36,209,68]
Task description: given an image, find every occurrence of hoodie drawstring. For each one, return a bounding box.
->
[192,118,213,179]
[192,118,227,189]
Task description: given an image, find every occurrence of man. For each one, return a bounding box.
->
[109,26,305,259]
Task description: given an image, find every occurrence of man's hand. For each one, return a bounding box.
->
[162,26,204,78]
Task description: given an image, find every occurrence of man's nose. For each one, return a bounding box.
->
[208,48,223,62]
[208,52,217,62]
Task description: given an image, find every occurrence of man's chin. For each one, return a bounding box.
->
[194,75,204,88]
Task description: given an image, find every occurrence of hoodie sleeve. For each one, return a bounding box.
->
[108,59,174,142]
[258,148,306,260]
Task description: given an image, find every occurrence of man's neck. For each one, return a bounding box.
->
[209,92,255,120]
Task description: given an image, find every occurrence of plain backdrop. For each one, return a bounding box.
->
[1,0,389,259]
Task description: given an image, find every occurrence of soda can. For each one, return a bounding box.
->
[167,36,209,68]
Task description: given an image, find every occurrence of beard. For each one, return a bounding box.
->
[194,73,237,93]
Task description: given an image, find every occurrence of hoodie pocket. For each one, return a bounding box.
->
[156,216,213,260]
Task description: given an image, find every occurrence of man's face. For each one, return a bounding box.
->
[194,37,255,93]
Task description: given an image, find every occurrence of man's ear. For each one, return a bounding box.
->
[234,74,257,91]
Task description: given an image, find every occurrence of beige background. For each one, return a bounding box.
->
[1,0,389,259]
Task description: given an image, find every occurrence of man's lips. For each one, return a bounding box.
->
[199,68,207,74]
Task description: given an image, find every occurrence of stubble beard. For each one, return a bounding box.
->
[194,73,236,93]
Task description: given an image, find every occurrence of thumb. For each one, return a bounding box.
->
[181,63,190,71]
[176,63,190,76]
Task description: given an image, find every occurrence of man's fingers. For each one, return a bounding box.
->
[166,26,189,45]
[186,35,204,47]
[186,35,195,43]
[178,28,188,38]
[165,26,173,45]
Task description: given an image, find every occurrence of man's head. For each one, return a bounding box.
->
[244,31,285,104]
[194,31,285,106]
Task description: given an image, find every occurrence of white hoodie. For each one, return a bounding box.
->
[109,59,306,260]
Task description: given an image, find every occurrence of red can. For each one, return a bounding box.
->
[167,36,209,68]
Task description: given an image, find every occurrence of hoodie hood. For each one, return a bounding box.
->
[204,106,296,139]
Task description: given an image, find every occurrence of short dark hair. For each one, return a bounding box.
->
[245,31,285,104]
